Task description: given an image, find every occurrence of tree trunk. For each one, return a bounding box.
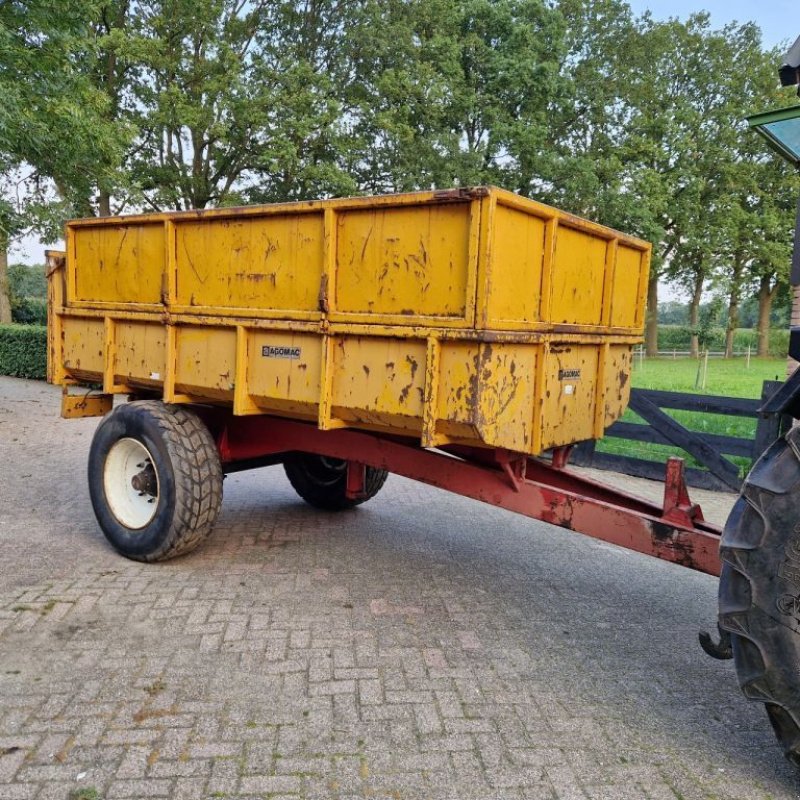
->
[725,253,744,359]
[98,190,111,217]
[725,302,738,358]
[645,272,658,357]
[0,238,11,324]
[756,275,775,358]
[688,273,703,358]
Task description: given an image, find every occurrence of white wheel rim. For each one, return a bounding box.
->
[104,438,160,529]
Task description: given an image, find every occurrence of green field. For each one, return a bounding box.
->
[596,356,788,474]
[629,355,786,396]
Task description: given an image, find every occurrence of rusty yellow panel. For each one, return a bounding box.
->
[484,205,545,326]
[73,224,164,305]
[334,204,472,319]
[603,345,633,426]
[436,342,480,441]
[61,391,113,419]
[474,344,536,453]
[436,342,536,451]
[610,245,648,329]
[62,317,104,380]
[331,337,427,426]
[175,214,324,313]
[175,326,236,400]
[247,331,322,412]
[437,342,479,423]
[549,227,608,326]
[114,322,166,386]
[539,344,600,450]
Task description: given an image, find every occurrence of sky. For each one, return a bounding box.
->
[627,0,795,50]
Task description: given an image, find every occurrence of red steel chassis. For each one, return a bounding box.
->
[203,412,722,577]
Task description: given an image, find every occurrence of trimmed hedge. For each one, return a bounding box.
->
[0,324,47,379]
[657,325,789,358]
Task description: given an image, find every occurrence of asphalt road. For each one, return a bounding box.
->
[0,376,798,800]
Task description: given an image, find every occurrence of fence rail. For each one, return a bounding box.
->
[571,380,786,492]
[648,350,754,359]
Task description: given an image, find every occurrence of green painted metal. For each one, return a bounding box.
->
[747,104,800,166]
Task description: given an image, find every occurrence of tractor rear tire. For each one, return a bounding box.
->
[283,453,388,511]
[719,426,800,767]
[88,401,223,561]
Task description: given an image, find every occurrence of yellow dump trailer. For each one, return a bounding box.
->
[49,186,650,455]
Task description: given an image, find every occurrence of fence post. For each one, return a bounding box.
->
[571,439,597,467]
[753,380,784,462]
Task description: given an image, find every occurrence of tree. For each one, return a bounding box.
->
[121,0,271,211]
[339,0,568,197]
[247,0,363,202]
[0,0,126,321]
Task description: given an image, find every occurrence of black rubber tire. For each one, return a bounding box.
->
[719,427,800,767]
[88,401,223,562]
[283,453,388,511]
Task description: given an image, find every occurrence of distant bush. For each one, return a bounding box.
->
[0,324,47,379]
[11,296,47,326]
[8,263,46,299]
[657,325,788,358]
[8,263,48,325]
[770,329,790,358]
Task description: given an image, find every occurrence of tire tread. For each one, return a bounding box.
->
[719,434,800,764]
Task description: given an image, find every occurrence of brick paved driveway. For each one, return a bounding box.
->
[1,376,799,800]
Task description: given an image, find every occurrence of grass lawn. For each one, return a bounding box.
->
[629,356,786,397]
[596,356,788,475]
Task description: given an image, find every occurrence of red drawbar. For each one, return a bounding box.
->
[209,413,722,576]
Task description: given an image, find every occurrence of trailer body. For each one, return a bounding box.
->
[46,188,722,598]
[49,187,649,454]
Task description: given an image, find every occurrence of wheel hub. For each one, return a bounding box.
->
[131,464,157,496]
[103,438,160,529]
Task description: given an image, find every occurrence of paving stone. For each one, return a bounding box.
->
[1,376,800,799]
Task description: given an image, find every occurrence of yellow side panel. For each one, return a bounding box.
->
[331,337,427,426]
[437,341,480,441]
[62,317,104,379]
[474,344,536,453]
[603,345,633,426]
[174,214,324,313]
[247,331,322,412]
[438,342,479,424]
[610,245,647,329]
[73,224,164,305]
[437,342,535,452]
[114,323,167,386]
[539,344,599,450]
[485,206,545,326]
[175,326,236,400]
[549,227,608,325]
[334,205,472,318]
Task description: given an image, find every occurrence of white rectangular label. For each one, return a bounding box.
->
[262,345,301,359]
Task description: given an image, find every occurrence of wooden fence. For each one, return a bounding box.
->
[571,380,787,492]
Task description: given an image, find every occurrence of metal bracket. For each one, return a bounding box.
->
[698,623,733,660]
[345,461,368,500]
[661,457,704,527]
[496,451,526,493]
[61,385,113,419]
